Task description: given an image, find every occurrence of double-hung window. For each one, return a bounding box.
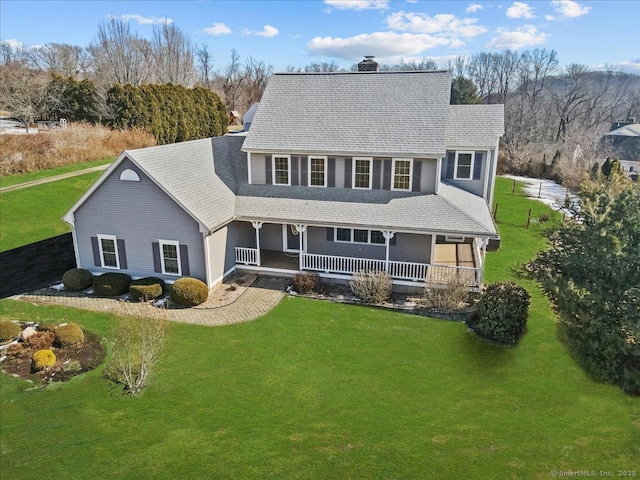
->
[97,234,119,269]
[335,228,385,245]
[273,155,290,185]
[159,240,181,276]
[309,156,327,187]
[392,158,412,191]
[454,152,474,180]
[353,157,372,189]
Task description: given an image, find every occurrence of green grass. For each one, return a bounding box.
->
[0,157,112,189]
[1,177,638,479]
[0,171,102,252]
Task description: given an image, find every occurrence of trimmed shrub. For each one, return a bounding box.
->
[23,330,55,351]
[469,282,531,345]
[129,277,166,302]
[424,273,470,311]
[170,277,209,307]
[293,272,321,294]
[32,349,56,371]
[93,272,132,296]
[54,323,84,347]
[62,268,94,291]
[0,321,20,342]
[350,270,393,304]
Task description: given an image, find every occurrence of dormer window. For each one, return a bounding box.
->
[454,152,474,180]
[273,155,290,185]
[392,158,413,191]
[309,156,327,187]
[353,157,372,189]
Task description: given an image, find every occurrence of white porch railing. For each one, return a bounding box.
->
[425,264,480,286]
[302,253,386,275]
[235,247,258,265]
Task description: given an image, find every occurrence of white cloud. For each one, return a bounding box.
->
[506,2,535,19]
[551,0,591,18]
[406,0,418,3]
[386,11,487,37]
[1,39,24,51]
[545,14,556,20]
[118,14,173,25]
[203,22,232,35]
[465,3,483,13]
[307,31,454,62]
[323,0,389,10]
[243,25,279,38]
[606,58,640,75]
[486,25,549,49]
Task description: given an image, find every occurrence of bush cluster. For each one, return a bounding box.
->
[350,271,393,304]
[129,277,166,302]
[293,272,321,294]
[24,330,55,351]
[170,277,209,307]
[63,268,94,291]
[32,349,56,371]
[54,323,85,347]
[469,282,531,345]
[0,321,20,342]
[424,273,470,311]
[93,272,132,296]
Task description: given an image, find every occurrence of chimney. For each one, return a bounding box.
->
[358,56,379,72]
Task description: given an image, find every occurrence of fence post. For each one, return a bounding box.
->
[493,203,499,220]
[538,183,542,198]
[512,179,516,194]
[526,208,532,229]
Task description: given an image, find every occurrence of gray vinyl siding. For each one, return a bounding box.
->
[225,221,256,271]
[334,158,345,188]
[259,223,283,251]
[390,233,431,264]
[206,226,228,286]
[418,158,437,193]
[306,227,385,260]
[442,150,487,198]
[74,158,206,282]
[251,154,266,184]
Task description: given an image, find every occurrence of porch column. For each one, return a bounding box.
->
[295,224,307,271]
[382,231,395,273]
[251,221,263,266]
[478,238,488,286]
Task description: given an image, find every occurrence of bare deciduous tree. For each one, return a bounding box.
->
[244,56,272,108]
[26,43,89,77]
[220,49,245,112]
[151,21,197,86]
[196,43,214,88]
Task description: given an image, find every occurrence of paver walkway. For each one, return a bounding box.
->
[0,164,110,193]
[15,276,288,326]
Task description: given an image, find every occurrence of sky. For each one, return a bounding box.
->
[1,0,639,73]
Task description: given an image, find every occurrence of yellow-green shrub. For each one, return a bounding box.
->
[55,323,84,347]
[170,277,209,307]
[32,349,56,371]
[0,321,20,342]
[129,277,166,301]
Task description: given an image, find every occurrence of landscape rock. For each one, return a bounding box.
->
[21,327,37,340]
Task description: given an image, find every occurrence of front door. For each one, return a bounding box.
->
[283,224,300,252]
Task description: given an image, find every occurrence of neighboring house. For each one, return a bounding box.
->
[242,103,259,132]
[604,122,640,181]
[64,70,504,292]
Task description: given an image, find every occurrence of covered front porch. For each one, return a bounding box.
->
[233,221,488,289]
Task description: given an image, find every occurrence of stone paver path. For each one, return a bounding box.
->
[15,276,288,326]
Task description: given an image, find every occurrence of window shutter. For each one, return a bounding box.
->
[373,159,382,190]
[390,234,397,246]
[152,241,161,273]
[180,244,189,276]
[412,160,422,192]
[344,158,352,188]
[473,152,483,180]
[382,160,391,190]
[265,155,272,184]
[328,158,336,188]
[117,239,127,270]
[445,152,455,180]
[326,228,334,242]
[291,157,299,185]
[91,236,101,267]
[300,156,308,186]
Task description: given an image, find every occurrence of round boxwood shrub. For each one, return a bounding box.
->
[0,321,20,342]
[170,277,209,307]
[62,268,94,292]
[54,323,84,347]
[129,277,166,301]
[93,272,132,296]
[468,282,531,345]
[32,349,56,371]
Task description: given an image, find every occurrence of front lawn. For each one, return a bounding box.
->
[1,177,638,478]
[0,157,113,189]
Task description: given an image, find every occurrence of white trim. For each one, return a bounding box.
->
[71,222,81,268]
[391,157,413,191]
[282,224,300,253]
[430,235,437,264]
[435,156,443,194]
[272,154,291,186]
[453,151,475,180]
[352,157,373,190]
[158,239,181,276]
[482,149,491,200]
[204,233,212,288]
[334,228,386,245]
[444,235,466,243]
[488,138,500,208]
[97,234,120,270]
[119,169,140,181]
[247,151,252,185]
[308,155,328,188]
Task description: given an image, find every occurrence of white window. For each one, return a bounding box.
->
[335,228,385,245]
[353,157,372,189]
[392,158,413,191]
[97,234,119,269]
[273,155,290,185]
[159,240,181,276]
[454,152,474,180]
[309,156,327,187]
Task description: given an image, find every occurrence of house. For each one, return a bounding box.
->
[604,122,640,181]
[63,70,504,292]
[242,103,259,131]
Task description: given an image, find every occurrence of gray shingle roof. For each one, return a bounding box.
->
[242,71,453,157]
[446,105,505,149]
